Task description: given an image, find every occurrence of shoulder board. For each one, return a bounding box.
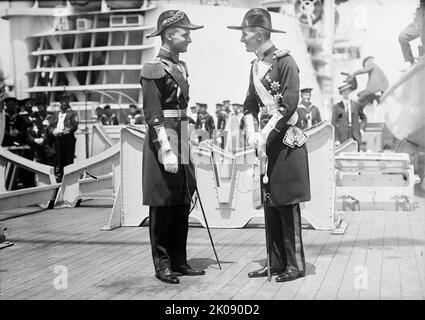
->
[135,114,141,118]
[273,49,291,60]
[141,59,166,79]
[250,58,257,65]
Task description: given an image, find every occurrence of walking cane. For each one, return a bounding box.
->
[258,147,272,281]
[195,184,222,270]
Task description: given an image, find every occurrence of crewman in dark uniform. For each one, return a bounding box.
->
[195,103,215,140]
[14,98,35,146]
[296,87,321,129]
[27,105,55,166]
[216,103,227,131]
[215,103,227,148]
[14,98,36,188]
[101,105,119,125]
[126,104,144,125]
[229,8,311,282]
[52,94,79,181]
[1,97,19,147]
[140,10,205,284]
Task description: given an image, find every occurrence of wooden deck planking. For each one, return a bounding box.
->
[27,223,176,300]
[90,227,227,300]
[294,218,355,300]
[0,209,114,279]
[148,228,262,300]
[125,228,239,300]
[101,228,236,300]
[0,211,107,271]
[358,212,385,300]
[379,212,402,300]
[271,227,332,300]
[254,228,326,300]
[231,228,319,300]
[335,211,376,300]
[215,227,321,300]
[0,203,109,262]
[230,227,319,300]
[313,212,362,300]
[201,230,266,300]
[23,229,146,300]
[1,198,424,300]
[0,207,110,295]
[397,212,424,299]
[2,227,141,299]
[406,198,425,298]
[152,229,250,299]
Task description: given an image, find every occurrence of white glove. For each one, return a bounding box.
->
[360,129,365,137]
[162,150,178,174]
[247,131,265,148]
[53,128,62,136]
[34,138,43,145]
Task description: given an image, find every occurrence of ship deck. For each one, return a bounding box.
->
[0,196,424,300]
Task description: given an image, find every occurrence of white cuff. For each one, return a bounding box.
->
[244,113,256,137]
[154,125,172,152]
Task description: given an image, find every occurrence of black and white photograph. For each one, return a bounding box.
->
[0,0,424,304]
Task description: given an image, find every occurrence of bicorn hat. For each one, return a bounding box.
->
[147,10,203,38]
[227,8,285,33]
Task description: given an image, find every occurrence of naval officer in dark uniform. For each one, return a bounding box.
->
[140,10,205,284]
[228,8,311,282]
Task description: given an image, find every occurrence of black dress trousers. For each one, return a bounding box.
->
[266,204,306,273]
[149,204,191,272]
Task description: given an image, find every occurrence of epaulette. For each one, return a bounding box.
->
[250,58,257,64]
[140,59,166,79]
[273,49,291,59]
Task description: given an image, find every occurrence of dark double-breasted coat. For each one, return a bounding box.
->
[140,48,196,207]
[244,45,311,206]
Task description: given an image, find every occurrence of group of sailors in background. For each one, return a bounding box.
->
[1,94,78,185]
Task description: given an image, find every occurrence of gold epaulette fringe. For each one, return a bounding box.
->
[273,49,291,59]
[140,59,166,79]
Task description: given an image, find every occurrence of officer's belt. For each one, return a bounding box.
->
[163,109,187,118]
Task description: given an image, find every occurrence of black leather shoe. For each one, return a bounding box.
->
[275,269,305,282]
[156,268,180,284]
[173,264,206,276]
[247,266,282,278]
